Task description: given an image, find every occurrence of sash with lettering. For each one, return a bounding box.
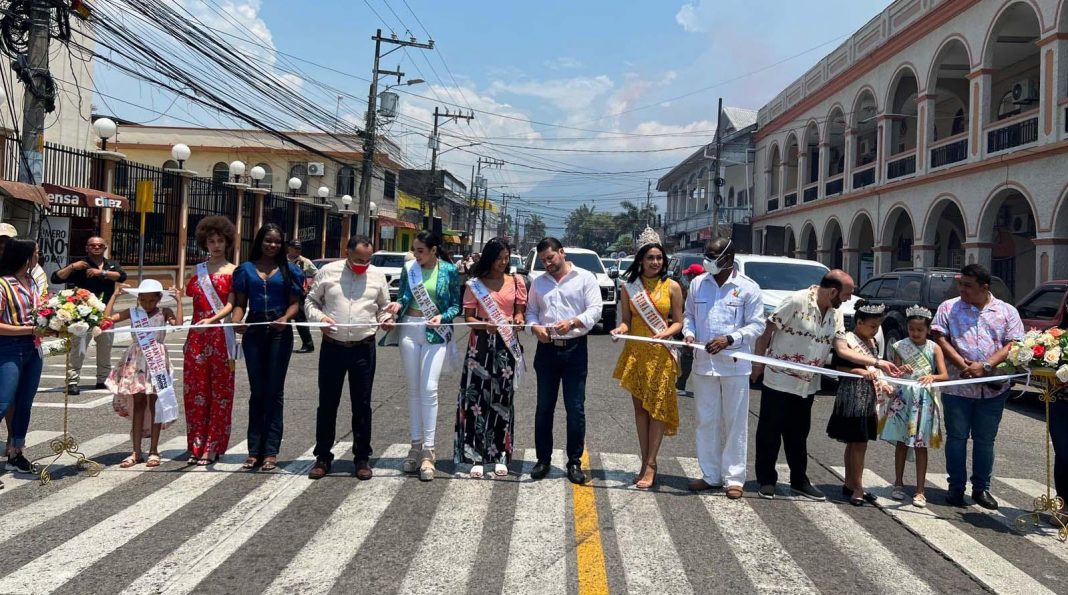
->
[195,262,240,370]
[623,278,678,365]
[130,307,178,424]
[407,261,458,371]
[467,277,525,388]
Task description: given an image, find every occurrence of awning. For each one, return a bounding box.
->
[377,215,418,230]
[43,183,129,209]
[0,180,49,206]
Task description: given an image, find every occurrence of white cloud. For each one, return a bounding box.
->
[491,75,614,113]
[675,2,706,33]
[543,57,583,71]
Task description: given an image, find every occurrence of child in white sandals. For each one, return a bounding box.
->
[103,280,182,468]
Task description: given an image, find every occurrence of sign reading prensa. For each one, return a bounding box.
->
[42,183,130,210]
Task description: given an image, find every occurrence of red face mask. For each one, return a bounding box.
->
[349,262,369,275]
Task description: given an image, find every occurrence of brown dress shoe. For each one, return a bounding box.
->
[688,478,723,492]
[355,459,373,480]
[308,460,330,480]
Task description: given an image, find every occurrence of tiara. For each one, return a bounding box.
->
[905,305,932,319]
[856,302,887,315]
[636,226,661,250]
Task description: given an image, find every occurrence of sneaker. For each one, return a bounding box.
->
[6,452,32,474]
[790,483,826,501]
[913,494,927,508]
[308,460,330,480]
[758,484,776,499]
[67,383,80,395]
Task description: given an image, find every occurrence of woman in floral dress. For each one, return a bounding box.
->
[183,216,237,465]
[454,238,526,478]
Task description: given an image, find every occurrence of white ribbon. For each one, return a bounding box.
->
[130,307,178,424]
[623,279,678,365]
[468,277,525,387]
[196,262,241,366]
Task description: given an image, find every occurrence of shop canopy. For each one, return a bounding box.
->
[43,183,129,210]
[0,180,49,206]
[377,215,418,230]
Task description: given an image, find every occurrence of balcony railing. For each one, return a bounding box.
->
[986,111,1038,154]
[852,163,875,190]
[886,150,917,180]
[824,175,844,197]
[802,182,818,203]
[929,134,968,168]
[784,192,797,208]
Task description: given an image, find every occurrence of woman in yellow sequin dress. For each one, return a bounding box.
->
[611,229,683,489]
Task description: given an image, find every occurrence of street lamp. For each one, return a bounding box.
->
[228,160,245,183]
[249,165,265,188]
[369,200,378,243]
[317,186,330,203]
[171,143,191,170]
[93,117,117,151]
[288,176,302,197]
[341,194,353,211]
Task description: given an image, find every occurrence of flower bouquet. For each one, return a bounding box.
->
[32,288,111,341]
[1007,328,1068,382]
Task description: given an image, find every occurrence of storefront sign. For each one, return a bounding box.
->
[39,216,70,294]
[380,225,395,240]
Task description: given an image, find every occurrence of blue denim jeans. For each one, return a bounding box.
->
[0,336,44,449]
[242,323,294,458]
[943,391,1008,493]
[533,337,588,466]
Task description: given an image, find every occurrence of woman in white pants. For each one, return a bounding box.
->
[382,231,461,480]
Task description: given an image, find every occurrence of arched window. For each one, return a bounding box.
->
[211,162,229,184]
[254,163,273,189]
[336,166,357,197]
[288,163,308,195]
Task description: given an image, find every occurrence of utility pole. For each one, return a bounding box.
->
[425,106,474,220]
[17,0,52,189]
[500,193,519,238]
[645,179,653,228]
[475,157,504,250]
[357,29,433,236]
[711,97,724,240]
[514,209,524,247]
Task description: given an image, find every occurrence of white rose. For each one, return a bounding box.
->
[1017,349,1034,366]
[67,321,90,337]
[55,309,72,323]
[49,317,65,331]
[36,315,48,327]
[1045,348,1062,366]
[76,304,92,317]
[1023,338,1036,349]
[88,297,105,310]
[1057,365,1068,383]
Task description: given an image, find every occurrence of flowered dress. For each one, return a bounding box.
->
[106,309,174,438]
[612,276,680,436]
[881,339,943,449]
[183,272,236,458]
[454,275,526,465]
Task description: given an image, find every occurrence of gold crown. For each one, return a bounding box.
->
[636,226,661,250]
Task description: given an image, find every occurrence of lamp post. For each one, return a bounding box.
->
[317,186,330,204]
[369,200,378,245]
[249,165,265,188]
[228,160,245,184]
[341,194,353,211]
[93,117,117,151]
[288,176,302,197]
[171,143,191,170]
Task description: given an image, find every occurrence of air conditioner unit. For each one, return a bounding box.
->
[1011,80,1038,104]
[307,162,326,176]
[1011,214,1035,235]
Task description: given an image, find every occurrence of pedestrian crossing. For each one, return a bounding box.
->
[0,440,1064,594]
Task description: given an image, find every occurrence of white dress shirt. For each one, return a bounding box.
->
[304,261,392,342]
[682,271,765,376]
[526,265,603,339]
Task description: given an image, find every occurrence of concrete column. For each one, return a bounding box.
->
[843,130,856,192]
[962,241,993,269]
[777,162,786,203]
[1034,238,1068,283]
[966,69,993,161]
[223,183,248,262]
[795,152,807,197]
[842,248,859,282]
[817,142,829,199]
[876,117,888,185]
[90,150,125,245]
[174,170,196,283]
[917,95,937,174]
[320,208,329,258]
[246,188,268,235]
[1037,35,1064,143]
[912,243,936,269]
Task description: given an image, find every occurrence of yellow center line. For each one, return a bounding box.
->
[572,449,609,595]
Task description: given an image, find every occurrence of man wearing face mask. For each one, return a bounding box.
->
[682,237,765,499]
[304,236,394,480]
[751,269,855,501]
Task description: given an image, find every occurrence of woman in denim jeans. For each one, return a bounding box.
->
[0,239,52,482]
[230,224,303,471]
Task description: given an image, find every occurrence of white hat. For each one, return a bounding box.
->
[0,222,17,237]
[124,279,165,295]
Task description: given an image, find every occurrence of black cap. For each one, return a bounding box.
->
[288,240,302,250]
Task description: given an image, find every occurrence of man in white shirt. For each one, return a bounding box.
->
[682,238,765,499]
[304,236,394,480]
[526,237,603,484]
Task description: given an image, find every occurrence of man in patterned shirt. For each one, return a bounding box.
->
[932,263,1024,510]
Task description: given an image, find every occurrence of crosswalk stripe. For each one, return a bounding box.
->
[0,430,61,452]
[599,452,692,594]
[502,449,568,595]
[0,441,249,595]
[121,442,348,595]
[940,476,1068,558]
[998,476,1060,506]
[832,466,1056,595]
[677,458,817,594]
[0,437,188,544]
[263,443,411,595]
[397,465,496,594]
[0,433,127,497]
[33,395,112,409]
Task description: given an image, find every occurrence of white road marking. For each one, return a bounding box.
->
[0,430,61,452]
[678,457,817,594]
[502,449,568,595]
[600,452,692,594]
[0,434,128,497]
[33,395,112,409]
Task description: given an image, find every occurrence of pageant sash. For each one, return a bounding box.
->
[407,262,452,344]
[131,307,178,424]
[468,277,525,386]
[623,278,678,365]
[196,262,240,368]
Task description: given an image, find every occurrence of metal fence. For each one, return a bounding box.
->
[111,162,181,267]
[297,203,324,259]
[240,191,255,259]
[185,177,240,264]
[325,212,343,258]
[262,193,296,241]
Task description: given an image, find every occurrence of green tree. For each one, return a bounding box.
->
[523,214,546,249]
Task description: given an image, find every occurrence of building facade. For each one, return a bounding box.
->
[398,168,471,250]
[752,0,1068,297]
[660,107,757,252]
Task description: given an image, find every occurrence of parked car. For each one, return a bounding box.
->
[370,251,408,300]
[311,258,341,269]
[522,246,618,327]
[854,268,1013,347]
[1016,280,1068,331]
[666,253,705,281]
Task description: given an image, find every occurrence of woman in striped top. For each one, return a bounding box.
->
[0,239,52,480]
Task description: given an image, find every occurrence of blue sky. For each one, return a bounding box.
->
[95,0,887,233]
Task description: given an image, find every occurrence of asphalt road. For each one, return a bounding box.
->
[3,316,1066,595]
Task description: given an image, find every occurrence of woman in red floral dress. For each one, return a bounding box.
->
[183,216,238,465]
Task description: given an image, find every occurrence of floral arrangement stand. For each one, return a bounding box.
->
[1011,368,1066,542]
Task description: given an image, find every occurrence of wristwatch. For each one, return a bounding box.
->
[725,335,734,346]
[981,362,993,374]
